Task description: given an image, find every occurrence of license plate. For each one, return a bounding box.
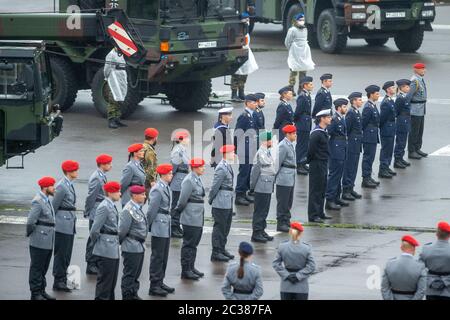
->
[198,41,217,49]
[386,11,406,18]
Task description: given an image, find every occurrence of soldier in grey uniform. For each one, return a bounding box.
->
[147,164,175,297]
[419,221,450,300]
[273,221,315,300]
[170,131,191,238]
[90,181,121,300]
[250,131,276,243]
[222,241,263,300]
[381,235,426,300]
[275,124,297,232]
[174,158,206,281]
[209,145,236,262]
[119,185,148,300]
[52,160,79,292]
[85,154,112,275]
[121,143,146,207]
[27,177,57,300]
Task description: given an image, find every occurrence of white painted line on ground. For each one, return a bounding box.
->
[432,24,450,30]
[430,145,450,156]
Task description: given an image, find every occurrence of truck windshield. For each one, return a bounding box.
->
[161,0,238,20]
[0,61,34,100]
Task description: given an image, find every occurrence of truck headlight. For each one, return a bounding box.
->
[421,10,434,18]
[352,13,367,20]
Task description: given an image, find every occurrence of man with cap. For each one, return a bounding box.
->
[273,221,315,300]
[90,181,121,300]
[275,124,297,232]
[294,76,314,175]
[234,94,258,206]
[142,128,159,192]
[85,154,113,275]
[121,144,146,207]
[407,63,428,159]
[209,145,236,262]
[312,74,333,118]
[52,160,79,292]
[250,131,276,243]
[307,109,332,223]
[174,158,206,281]
[273,86,295,142]
[394,79,413,168]
[147,164,174,297]
[342,92,364,201]
[119,185,147,300]
[361,85,381,189]
[419,221,450,300]
[325,99,349,211]
[211,107,233,168]
[381,235,426,300]
[254,93,266,131]
[27,177,57,300]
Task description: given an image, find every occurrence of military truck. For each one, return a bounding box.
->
[0,41,63,168]
[0,0,249,117]
[249,0,436,53]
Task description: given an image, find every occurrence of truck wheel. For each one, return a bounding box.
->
[307,25,319,48]
[365,38,389,47]
[166,80,212,112]
[91,67,142,119]
[394,24,424,53]
[50,57,78,112]
[317,9,347,54]
[283,4,303,35]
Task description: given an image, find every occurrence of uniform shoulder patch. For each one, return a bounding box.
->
[124,204,144,222]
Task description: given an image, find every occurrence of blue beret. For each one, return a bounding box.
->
[365,85,380,94]
[320,73,333,81]
[254,92,265,100]
[278,86,293,95]
[245,94,258,102]
[239,241,253,255]
[240,12,250,19]
[333,98,349,108]
[396,79,411,87]
[382,81,395,91]
[300,76,313,84]
[348,92,362,100]
[294,13,305,20]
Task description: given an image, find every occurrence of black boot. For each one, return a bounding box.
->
[231,89,240,102]
[192,267,205,278]
[235,194,250,206]
[416,150,428,157]
[276,223,290,233]
[223,250,235,260]
[387,168,397,176]
[108,119,119,129]
[262,231,274,241]
[401,158,411,166]
[211,252,230,262]
[361,177,377,189]
[351,189,362,199]
[342,189,356,201]
[114,118,128,127]
[378,169,393,179]
[31,293,46,300]
[53,282,72,292]
[251,232,268,243]
[161,283,175,293]
[41,291,56,300]
[394,159,407,169]
[408,151,422,160]
[238,87,245,101]
[325,200,341,210]
[149,287,168,297]
[370,177,380,186]
[335,198,349,207]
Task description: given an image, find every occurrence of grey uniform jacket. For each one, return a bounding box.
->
[84,169,107,220]
[147,180,172,238]
[276,138,296,187]
[272,240,315,293]
[208,159,234,209]
[419,240,450,297]
[26,193,55,250]
[175,172,205,228]
[90,198,120,259]
[170,144,190,192]
[407,74,427,116]
[222,261,264,300]
[52,178,77,235]
[250,145,276,194]
[381,254,426,300]
[120,160,146,207]
[119,200,148,253]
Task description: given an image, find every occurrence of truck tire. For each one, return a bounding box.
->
[307,25,319,48]
[50,57,78,112]
[317,9,347,54]
[283,4,303,35]
[394,24,424,53]
[365,38,389,47]
[91,67,142,119]
[166,80,212,112]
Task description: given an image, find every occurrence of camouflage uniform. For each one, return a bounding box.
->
[288,70,307,91]
[231,74,248,90]
[106,86,122,121]
[142,141,158,189]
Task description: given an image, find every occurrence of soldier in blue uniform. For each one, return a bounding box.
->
[361,85,381,189]
[325,98,349,211]
[379,81,398,179]
[273,86,294,142]
[211,107,233,168]
[312,73,333,118]
[342,92,364,201]
[294,76,313,175]
[254,92,266,131]
[394,79,412,169]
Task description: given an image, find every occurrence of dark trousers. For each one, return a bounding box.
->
[362,143,377,178]
[296,131,310,165]
[276,185,294,226]
[170,191,181,229]
[236,164,252,195]
[252,192,272,233]
[85,219,99,268]
[53,231,74,284]
[325,159,344,201]
[149,236,170,288]
[408,115,425,153]
[308,160,328,220]
[281,292,308,300]
[95,256,119,300]
[211,208,233,254]
[426,295,450,300]
[181,225,203,272]
[379,135,395,170]
[394,131,408,159]
[121,252,144,298]
[29,246,52,295]
[342,152,360,189]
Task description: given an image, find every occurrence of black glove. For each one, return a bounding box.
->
[287,274,299,284]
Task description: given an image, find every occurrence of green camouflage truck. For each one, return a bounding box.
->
[0,0,249,117]
[249,0,436,53]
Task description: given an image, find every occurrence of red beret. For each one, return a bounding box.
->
[402,235,420,247]
[190,158,205,168]
[413,62,426,69]
[290,221,304,232]
[129,185,146,194]
[174,130,189,141]
[144,128,159,138]
[128,143,144,153]
[96,154,113,165]
[61,160,79,172]
[103,181,121,193]
[38,176,56,188]
[156,163,173,175]
[220,144,235,154]
[282,124,297,134]
[438,221,450,233]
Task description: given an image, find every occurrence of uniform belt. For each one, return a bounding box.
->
[286,267,300,272]
[127,234,146,243]
[219,186,233,191]
[331,136,347,141]
[176,169,189,174]
[391,289,415,295]
[281,164,297,169]
[58,206,76,211]
[188,199,204,204]
[411,100,426,104]
[399,112,410,116]
[115,66,126,70]
[233,288,253,294]
[261,164,272,168]
[100,230,118,236]
[36,220,55,227]
[428,270,450,276]
[158,209,170,215]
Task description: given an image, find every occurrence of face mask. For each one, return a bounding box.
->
[297,20,305,27]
